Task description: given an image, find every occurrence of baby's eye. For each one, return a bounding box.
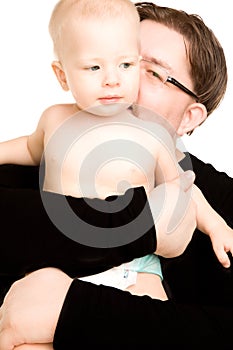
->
[88,65,100,71]
[119,62,132,69]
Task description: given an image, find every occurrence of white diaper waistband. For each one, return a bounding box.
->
[79,263,137,290]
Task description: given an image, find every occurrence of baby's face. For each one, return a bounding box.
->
[58,15,140,114]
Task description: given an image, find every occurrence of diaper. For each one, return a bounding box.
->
[79,263,137,290]
[79,254,162,290]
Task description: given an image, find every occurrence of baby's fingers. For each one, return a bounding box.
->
[214,245,231,268]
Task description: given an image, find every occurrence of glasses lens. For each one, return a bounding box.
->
[140,60,167,85]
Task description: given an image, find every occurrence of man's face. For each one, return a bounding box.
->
[137,20,196,134]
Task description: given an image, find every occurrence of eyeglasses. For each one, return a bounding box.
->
[140,59,198,101]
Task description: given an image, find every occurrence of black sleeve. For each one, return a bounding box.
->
[53,279,233,349]
[180,153,233,226]
[0,164,40,189]
[0,165,156,278]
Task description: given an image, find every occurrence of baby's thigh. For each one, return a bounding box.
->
[15,344,53,350]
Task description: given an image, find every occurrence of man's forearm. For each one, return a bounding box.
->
[0,182,156,277]
[54,279,233,348]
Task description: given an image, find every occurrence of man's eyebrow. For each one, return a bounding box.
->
[142,55,172,71]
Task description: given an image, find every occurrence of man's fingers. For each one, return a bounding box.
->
[179,170,195,192]
[0,329,15,350]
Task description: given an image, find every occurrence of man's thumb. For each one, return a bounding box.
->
[179,170,195,192]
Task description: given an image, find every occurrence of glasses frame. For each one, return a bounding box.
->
[141,58,199,102]
[166,76,198,101]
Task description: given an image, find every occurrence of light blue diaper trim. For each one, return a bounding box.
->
[127,254,163,280]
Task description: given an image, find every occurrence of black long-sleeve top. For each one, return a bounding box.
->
[0,153,233,348]
[53,153,233,348]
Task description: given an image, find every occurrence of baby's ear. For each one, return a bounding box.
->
[51,61,69,91]
[177,103,207,136]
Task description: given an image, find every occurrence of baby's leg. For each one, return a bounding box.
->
[15,344,53,350]
[126,272,168,300]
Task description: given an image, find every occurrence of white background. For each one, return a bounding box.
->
[0,1,232,176]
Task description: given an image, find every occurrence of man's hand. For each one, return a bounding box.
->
[149,170,197,257]
[0,268,72,350]
[15,344,53,350]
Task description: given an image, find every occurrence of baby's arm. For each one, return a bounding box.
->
[192,185,233,268]
[0,136,36,165]
[0,114,45,166]
[155,132,233,268]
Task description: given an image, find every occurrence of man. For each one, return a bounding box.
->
[136,1,233,305]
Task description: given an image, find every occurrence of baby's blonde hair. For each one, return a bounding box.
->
[49,0,139,58]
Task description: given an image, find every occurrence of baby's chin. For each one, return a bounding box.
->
[85,102,132,117]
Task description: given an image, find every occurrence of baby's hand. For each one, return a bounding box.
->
[209,225,233,268]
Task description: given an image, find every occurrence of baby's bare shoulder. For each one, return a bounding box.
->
[38,103,78,129]
[42,103,78,120]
